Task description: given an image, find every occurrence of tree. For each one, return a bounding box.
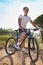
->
[34,14,43,40]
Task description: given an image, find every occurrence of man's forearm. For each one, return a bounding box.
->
[18,21,21,28]
[30,21,37,28]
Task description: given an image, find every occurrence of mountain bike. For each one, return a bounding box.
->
[5,29,39,62]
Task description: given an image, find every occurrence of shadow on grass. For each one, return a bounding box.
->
[40,50,43,63]
[30,61,36,65]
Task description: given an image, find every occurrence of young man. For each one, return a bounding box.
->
[15,7,39,50]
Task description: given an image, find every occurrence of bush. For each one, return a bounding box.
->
[0,35,11,48]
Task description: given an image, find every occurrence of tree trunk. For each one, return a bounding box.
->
[41,29,43,41]
[41,31,43,42]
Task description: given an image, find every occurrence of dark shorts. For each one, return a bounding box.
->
[19,29,30,36]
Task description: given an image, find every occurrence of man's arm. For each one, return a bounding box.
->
[18,18,22,29]
[30,20,38,29]
[18,18,25,31]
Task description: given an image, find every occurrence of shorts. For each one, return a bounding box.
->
[19,29,30,36]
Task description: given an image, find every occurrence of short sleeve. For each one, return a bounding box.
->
[18,15,22,19]
[28,16,32,21]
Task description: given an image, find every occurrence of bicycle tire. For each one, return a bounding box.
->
[5,37,16,55]
[28,37,39,62]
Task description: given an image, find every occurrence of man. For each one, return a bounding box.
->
[15,7,39,51]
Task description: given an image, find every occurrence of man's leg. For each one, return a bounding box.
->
[18,32,28,53]
[15,32,27,49]
[21,41,25,48]
[16,32,27,47]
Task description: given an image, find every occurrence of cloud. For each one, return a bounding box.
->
[0,4,21,29]
[0,0,43,29]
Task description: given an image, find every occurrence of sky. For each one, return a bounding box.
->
[0,0,43,29]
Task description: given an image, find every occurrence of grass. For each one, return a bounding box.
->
[36,37,43,50]
[0,34,11,48]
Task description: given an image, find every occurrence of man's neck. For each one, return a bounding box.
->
[24,14,27,16]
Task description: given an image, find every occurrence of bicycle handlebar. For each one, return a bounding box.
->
[26,29,37,31]
[24,28,37,30]
[15,28,38,31]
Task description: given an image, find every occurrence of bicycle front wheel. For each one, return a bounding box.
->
[5,37,17,55]
[28,37,39,62]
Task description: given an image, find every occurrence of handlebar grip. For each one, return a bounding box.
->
[34,29,37,31]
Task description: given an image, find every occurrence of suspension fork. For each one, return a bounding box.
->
[32,38,35,48]
[28,29,31,48]
[28,37,35,50]
[29,30,34,47]
[28,38,31,50]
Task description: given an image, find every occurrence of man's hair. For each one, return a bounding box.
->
[23,7,29,11]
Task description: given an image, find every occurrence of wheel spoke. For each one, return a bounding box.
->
[5,37,16,55]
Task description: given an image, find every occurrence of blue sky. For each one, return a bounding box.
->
[0,0,43,29]
[0,0,36,3]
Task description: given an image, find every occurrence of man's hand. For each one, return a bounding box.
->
[36,25,40,30]
[20,27,25,31]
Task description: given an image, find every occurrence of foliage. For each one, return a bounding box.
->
[0,35,11,48]
[34,14,43,28]
[0,28,18,48]
[34,14,43,40]
[0,28,16,36]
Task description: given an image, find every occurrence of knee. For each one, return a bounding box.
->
[21,32,26,37]
[22,32,26,35]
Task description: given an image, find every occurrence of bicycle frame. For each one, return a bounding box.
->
[16,29,33,47]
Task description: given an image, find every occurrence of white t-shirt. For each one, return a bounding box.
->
[18,15,32,28]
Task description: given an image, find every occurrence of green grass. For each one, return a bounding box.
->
[35,37,43,50]
[0,34,11,48]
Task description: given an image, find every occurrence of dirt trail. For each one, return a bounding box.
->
[0,49,43,65]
